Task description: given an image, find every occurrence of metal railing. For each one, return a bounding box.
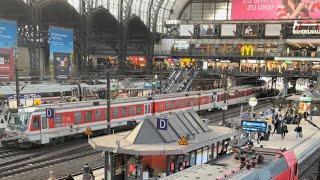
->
[203,68,320,77]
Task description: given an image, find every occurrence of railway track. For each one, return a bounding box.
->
[1,100,274,179]
[0,139,94,179]
[0,146,98,178]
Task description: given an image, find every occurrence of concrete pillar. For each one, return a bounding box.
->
[316,74,320,90]
[105,151,114,180]
[283,77,289,97]
[124,155,128,180]
[139,156,143,180]
[166,155,171,176]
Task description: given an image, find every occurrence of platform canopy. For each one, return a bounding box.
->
[286,90,320,102]
[89,111,239,156]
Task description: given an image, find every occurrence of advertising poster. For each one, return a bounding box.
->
[0,19,17,80]
[179,25,194,36]
[199,25,216,36]
[49,27,73,79]
[242,24,259,37]
[231,0,320,20]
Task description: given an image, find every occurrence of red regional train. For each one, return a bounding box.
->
[230,150,298,180]
[2,85,260,147]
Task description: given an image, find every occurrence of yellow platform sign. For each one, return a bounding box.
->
[179,136,188,145]
[84,127,93,137]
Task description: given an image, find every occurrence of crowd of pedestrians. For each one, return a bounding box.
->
[271,107,306,140]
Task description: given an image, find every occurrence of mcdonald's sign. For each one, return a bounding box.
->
[241,45,254,56]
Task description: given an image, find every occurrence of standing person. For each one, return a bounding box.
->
[281,123,288,139]
[273,119,280,134]
[295,124,303,139]
[257,131,261,144]
[83,163,92,180]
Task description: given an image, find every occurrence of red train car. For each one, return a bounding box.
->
[4,85,260,147]
[230,150,298,180]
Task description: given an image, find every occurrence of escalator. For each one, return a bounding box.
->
[183,69,199,92]
[164,68,199,93]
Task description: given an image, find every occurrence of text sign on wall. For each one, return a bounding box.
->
[231,0,320,20]
[241,45,254,56]
[292,21,320,35]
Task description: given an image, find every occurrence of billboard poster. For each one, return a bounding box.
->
[49,27,73,79]
[242,24,259,37]
[231,0,320,20]
[179,25,194,36]
[0,19,17,80]
[199,25,216,36]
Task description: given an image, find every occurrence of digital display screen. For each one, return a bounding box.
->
[241,120,267,132]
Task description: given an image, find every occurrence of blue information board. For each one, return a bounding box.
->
[241,120,267,132]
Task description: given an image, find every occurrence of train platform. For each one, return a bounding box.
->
[162,116,320,180]
[70,117,320,180]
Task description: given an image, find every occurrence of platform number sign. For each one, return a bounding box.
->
[46,108,55,119]
[157,118,168,130]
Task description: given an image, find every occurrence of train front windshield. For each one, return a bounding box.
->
[7,113,29,132]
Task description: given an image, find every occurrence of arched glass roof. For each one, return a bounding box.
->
[20,0,194,33]
[64,0,178,33]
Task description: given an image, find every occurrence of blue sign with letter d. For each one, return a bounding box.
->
[157,118,168,130]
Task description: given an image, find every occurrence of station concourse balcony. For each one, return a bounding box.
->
[202,68,320,78]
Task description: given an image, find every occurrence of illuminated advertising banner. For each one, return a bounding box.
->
[49,27,73,79]
[0,19,17,80]
[231,0,320,20]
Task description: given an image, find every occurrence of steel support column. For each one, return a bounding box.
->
[25,0,41,79]
[146,0,165,75]
[79,0,93,76]
[118,0,133,75]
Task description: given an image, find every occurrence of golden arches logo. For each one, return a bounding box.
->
[241,45,254,56]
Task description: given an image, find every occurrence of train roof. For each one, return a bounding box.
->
[0,82,119,96]
[162,148,287,180]
[15,85,257,113]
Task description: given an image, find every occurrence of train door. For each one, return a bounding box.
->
[40,114,50,144]
[144,104,150,115]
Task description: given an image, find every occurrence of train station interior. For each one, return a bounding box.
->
[1,0,320,180]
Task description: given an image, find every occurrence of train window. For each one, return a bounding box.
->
[74,112,82,124]
[171,101,175,109]
[113,108,119,118]
[95,110,102,121]
[165,102,170,109]
[294,164,297,175]
[32,116,40,130]
[55,114,63,125]
[136,105,142,114]
[85,111,92,122]
[121,107,127,117]
[128,106,135,116]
